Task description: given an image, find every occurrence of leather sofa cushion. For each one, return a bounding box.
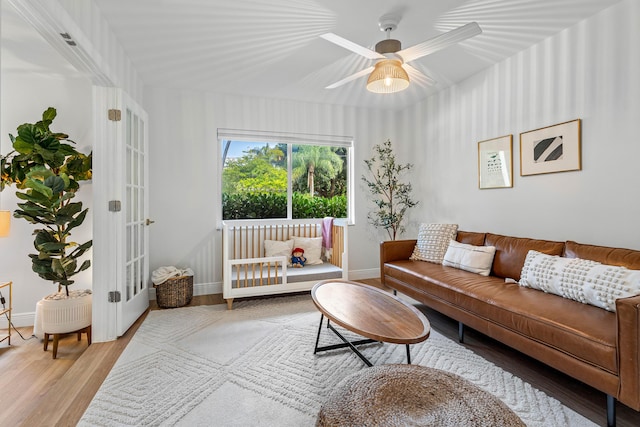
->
[564,240,640,270]
[456,231,486,246]
[485,233,565,280]
[384,260,617,373]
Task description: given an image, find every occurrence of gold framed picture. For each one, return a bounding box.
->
[520,119,581,176]
[478,134,513,189]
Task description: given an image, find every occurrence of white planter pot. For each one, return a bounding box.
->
[38,290,92,334]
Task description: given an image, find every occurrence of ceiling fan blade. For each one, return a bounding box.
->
[326,66,375,89]
[320,33,385,60]
[398,22,482,63]
[402,64,436,86]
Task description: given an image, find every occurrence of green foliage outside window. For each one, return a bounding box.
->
[222,141,348,220]
[291,145,343,197]
[222,145,287,194]
[222,192,346,219]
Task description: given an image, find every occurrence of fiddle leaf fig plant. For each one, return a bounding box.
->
[0,107,92,295]
[362,139,418,241]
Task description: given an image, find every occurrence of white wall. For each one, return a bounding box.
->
[401,0,640,250]
[144,88,401,293]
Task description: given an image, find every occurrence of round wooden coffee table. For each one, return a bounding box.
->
[312,280,430,366]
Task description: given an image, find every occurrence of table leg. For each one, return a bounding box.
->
[313,313,325,354]
[326,322,373,367]
[406,344,411,364]
[313,314,377,366]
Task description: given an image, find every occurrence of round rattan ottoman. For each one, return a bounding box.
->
[316,364,524,427]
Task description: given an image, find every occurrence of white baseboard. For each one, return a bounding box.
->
[10,312,36,328]
[11,272,377,327]
[347,268,380,280]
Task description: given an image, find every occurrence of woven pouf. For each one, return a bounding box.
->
[317,364,525,427]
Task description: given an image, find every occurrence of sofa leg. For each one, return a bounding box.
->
[606,394,616,427]
[458,322,465,343]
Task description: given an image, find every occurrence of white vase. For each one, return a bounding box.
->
[38,289,92,334]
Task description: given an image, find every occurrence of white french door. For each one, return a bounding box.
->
[93,87,150,340]
[118,97,150,335]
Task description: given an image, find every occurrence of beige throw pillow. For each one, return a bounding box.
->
[410,223,459,264]
[442,240,496,276]
[291,236,323,265]
[264,239,294,264]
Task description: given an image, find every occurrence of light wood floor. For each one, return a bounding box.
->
[1,281,639,426]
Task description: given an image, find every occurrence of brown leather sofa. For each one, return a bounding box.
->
[381,231,640,427]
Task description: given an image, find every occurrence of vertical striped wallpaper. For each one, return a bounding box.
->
[401,0,640,250]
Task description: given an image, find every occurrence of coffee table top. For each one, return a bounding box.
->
[311,280,430,345]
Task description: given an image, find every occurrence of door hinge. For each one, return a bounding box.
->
[108,109,122,121]
[108,291,121,303]
[108,200,121,212]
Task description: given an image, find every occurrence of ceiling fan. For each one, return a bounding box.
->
[321,14,482,93]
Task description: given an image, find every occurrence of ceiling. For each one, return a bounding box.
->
[1,1,82,79]
[14,0,626,110]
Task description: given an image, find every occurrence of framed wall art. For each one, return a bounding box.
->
[520,119,581,176]
[478,134,513,189]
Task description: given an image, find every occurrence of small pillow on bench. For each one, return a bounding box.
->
[442,240,496,276]
[264,239,294,265]
[519,250,640,312]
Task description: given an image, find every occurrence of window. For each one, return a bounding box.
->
[218,130,353,221]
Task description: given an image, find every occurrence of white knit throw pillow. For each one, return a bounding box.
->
[519,250,640,312]
[410,223,459,264]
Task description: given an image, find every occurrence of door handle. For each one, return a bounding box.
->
[146,218,155,226]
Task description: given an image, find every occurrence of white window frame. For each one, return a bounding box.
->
[217,129,354,226]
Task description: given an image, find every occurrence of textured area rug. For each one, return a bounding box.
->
[79,295,596,426]
[317,364,525,426]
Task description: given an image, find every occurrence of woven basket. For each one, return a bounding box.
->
[153,275,193,308]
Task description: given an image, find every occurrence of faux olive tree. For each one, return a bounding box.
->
[362,139,418,240]
[0,108,92,296]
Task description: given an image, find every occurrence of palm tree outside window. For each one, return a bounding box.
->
[221,138,351,221]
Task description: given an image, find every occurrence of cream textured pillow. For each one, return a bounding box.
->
[442,240,496,276]
[264,239,294,263]
[291,236,323,265]
[519,250,640,312]
[410,223,459,264]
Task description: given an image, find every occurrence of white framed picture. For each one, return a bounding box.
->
[478,134,513,189]
[520,119,581,176]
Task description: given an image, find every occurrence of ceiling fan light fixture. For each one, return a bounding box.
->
[366,59,409,94]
